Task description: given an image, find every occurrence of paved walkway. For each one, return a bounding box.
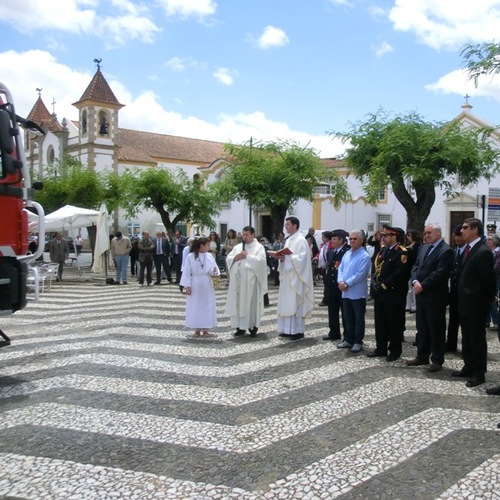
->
[0,268,499,499]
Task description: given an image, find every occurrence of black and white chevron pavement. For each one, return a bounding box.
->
[0,279,499,499]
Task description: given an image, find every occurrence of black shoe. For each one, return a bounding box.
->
[412,341,417,346]
[153,282,161,285]
[451,369,473,378]
[486,385,500,395]
[386,354,400,362]
[234,329,245,337]
[279,333,290,338]
[322,336,337,341]
[466,377,485,388]
[249,327,258,337]
[289,333,304,340]
[318,302,327,307]
[367,351,386,358]
[445,346,457,353]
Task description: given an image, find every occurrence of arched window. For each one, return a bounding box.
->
[98,110,110,136]
[47,145,55,165]
[81,110,87,136]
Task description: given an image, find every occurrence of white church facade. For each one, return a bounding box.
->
[24,67,500,243]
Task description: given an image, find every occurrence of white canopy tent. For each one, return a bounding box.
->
[31,205,100,273]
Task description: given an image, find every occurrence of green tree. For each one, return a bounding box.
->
[34,157,125,251]
[34,157,123,214]
[221,140,350,237]
[119,167,224,236]
[461,42,500,85]
[333,110,500,231]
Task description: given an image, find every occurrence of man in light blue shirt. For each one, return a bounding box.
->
[337,229,372,352]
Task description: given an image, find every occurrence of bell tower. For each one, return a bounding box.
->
[72,59,124,170]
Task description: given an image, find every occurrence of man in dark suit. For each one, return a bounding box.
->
[452,218,496,387]
[138,231,155,286]
[407,222,453,372]
[153,231,172,284]
[446,226,467,353]
[323,229,349,341]
[172,230,188,284]
[367,226,410,361]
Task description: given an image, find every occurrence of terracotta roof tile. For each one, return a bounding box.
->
[26,96,62,132]
[116,128,226,165]
[74,69,122,106]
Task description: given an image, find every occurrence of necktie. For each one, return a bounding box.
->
[157,239,161,254]
[423,245,433,261]
[464,244,471,258]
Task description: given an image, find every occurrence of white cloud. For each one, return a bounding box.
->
[389,0,500,50]
[426,68,500,103]
[328,0,354,7]
[213,67,237,86]
[255,26,290,50]
[157,0,217,19]
[0,0,160,45]
[165,56,204,72]
[374,41,394,57]
[1,49,345,158]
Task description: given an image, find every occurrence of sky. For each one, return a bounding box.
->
[1,0,500,158]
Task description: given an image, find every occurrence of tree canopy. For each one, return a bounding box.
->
[221,140,350,237]
[119,167,225,236]
[34,157,123,214]
[461,42,500,85]
[333,110,500,231]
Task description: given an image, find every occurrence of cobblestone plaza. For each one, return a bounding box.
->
[0,269,499,499]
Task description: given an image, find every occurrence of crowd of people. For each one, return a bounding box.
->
[44,217,500,397]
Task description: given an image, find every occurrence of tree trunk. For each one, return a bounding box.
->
[391,179,435,233]
[270,205,288,238]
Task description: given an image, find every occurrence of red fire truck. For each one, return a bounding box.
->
[0,82,45,346]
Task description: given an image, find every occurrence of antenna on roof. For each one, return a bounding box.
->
[93,58,102,70]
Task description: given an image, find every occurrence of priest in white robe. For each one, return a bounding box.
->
[225,226,269,337]
[271,216,314,340]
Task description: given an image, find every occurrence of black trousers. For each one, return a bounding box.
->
[459,298,489,377]
[154,254,171,283]
[326,283,344,339]
[415,298,447,365]
[374,296,405,356]
[139,260,153,285]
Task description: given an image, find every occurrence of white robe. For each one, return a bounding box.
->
[277,231,315,334]
[179,252,220,329]
[225,240,268,330]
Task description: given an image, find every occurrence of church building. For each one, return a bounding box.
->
[24,66,500,243]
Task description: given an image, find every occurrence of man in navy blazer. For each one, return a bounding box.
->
[453,218,496,387]
[153,231,172,284]
[407,222,453,372]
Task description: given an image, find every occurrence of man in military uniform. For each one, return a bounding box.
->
[323,229,350,341]
[367,225,410,361]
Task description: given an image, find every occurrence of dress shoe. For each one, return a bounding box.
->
[249,327,258,337]
[386,354,400,362]
[337,340,353,349]
[289,333,304,340]
[486,385,500,395]
[367,351,386,358]
[350,343,363,353]
[406,358,429,366]
[445,347,457,353]
[427,363,442,373]
[451,369,472,378]
[234,329,245,337]
[318,302,327,307]
[278,333,290,338]
[466,377,485,388]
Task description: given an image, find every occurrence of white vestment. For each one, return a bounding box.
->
[277,231,315,334]
[179,252,220,329]
[225,240,269,330]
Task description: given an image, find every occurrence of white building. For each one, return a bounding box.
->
[25,67,500,243]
